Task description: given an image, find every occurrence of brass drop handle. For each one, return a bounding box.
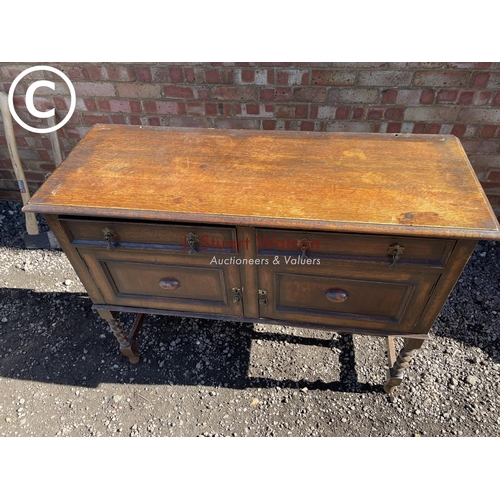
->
[103,228,116,251]
[388,244,405,268]
[186,232,199,255]
[297,238,310,258]
[326,289,348,303]
[159,278,180,291]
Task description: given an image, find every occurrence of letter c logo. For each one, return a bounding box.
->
[8,65,76,134]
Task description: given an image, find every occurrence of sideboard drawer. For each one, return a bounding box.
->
[258,265,441,333]
[77,247,243,316]
[61,218,238,255]
[256,228,455,269]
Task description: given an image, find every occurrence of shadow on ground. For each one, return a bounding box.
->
[0,287,383,393]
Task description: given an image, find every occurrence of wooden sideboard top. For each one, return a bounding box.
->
[24,124,500,239]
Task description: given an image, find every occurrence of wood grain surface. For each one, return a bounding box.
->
[24,124,500,239]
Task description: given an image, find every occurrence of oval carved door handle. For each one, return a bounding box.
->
[159,278,180,291]
[325,289,348,303]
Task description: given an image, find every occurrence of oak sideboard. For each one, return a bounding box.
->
[24,124,500,393]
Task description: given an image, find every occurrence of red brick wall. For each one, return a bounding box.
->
[1,62,500,216]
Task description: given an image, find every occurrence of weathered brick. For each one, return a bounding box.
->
[163,85,194,99]
[478,141,500,154]
[203,69,233,84]
[311,70,356,86]
[97,100,140,113]
[143,101,184,115]
[480,125,498,138]
[317,106,336,119]
[110,115,126,124]
[213,118,260,129]
[82,114,111,125]
[212,86,258,101]
[412,123,426,134]
[234,69,268,85]
[277,70,308,86]
[336,107,351,119]
[426,124,442,134]
[205,103,218,116]
[419,89,435,104]
[136,67,152,82]
[169,116,212,128]
[184,68,195,83]
[459,108,500,124]
[71,82,114,97]
[147,117,161,126]
[169,67,184,83]
[493,92,500,106]
[258,63,293,67]
[457,91,474,105]
[471,72,490,88]
[384,107,404,120]
[367,108,383,120]
[263,120,276,130]
[413,71,471,87]
[328,88,379,104]
[260,88,291,102]
[452,124,467,137]
[394,89,422,105]
[487,169,500,181]
[470,154,500,169]
[358,70,413,86]
[186,102,205,115]
[437,90,458,102]
[381,89,397,104]
[352,107,364,119]
[325,121,377,132]
[386,122,402,133]
[300,121,314,131]
[293,87,326,102]
[405,63,445,69]
[92,66,136,82]
[445,63,477,69]
[404,106,459,122]
[245,104,260,115]
[486,72,500,88]
[331,62,386,68]
[275,105,294,118]
[116,83,160,98]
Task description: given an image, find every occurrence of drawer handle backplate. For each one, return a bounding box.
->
[326,289,348,303]
[159,278,180,291]
[186,232,199,255]
[297,238,310,258]
[387,244,405,268]
[232,287,242,303]
[103,228,116,251]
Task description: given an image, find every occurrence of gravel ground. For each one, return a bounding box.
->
[0,200,499,438]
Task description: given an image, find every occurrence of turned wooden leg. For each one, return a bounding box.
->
[383,337,425,394]
[98,310,143,364]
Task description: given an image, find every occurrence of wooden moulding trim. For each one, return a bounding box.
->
[92,304,430,339]
[23,204,500,240]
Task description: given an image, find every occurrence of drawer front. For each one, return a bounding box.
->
[258,264,441,332]
[78,247,243,316]
[255,229,455,269]
[61,218,238,255]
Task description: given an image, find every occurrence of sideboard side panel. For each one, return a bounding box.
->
[45,214,107,304]
[415,239,478,333]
